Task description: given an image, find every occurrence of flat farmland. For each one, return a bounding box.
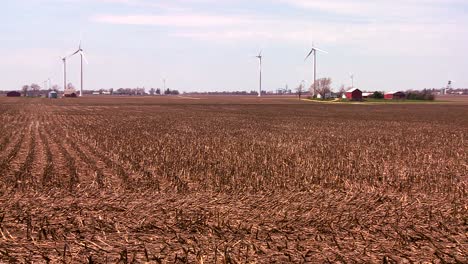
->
[0,96,466,263]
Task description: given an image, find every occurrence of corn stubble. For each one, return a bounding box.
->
[0,97,466,263]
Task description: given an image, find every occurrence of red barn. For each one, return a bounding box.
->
[345,88,362,101]
[384,91,406,100]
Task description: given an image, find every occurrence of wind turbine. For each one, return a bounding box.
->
[62,56,70,92]
[255,50,262,97]
[43,78,51,90]
[70,41,88,97]
[62,48,77,93]
[350,73,354,89]
[305,44,328,97]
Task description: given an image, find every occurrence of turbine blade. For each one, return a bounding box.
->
[304,49,314,61]
[313,47,328,54]
[69,49,80,57]
[80,51,89,64]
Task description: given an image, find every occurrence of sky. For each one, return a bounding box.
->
[1,0,467,92]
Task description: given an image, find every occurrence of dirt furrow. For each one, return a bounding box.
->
[58,114,163,191]
[0,122,28,163]
[0,122,34,190]
[73,131,162,191]
[46,116,127,189]
[28,120,47,189]
[40,118,74,189]
[54,131,101,189]
[54,115,129,189]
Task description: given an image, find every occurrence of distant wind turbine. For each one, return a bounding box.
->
[255,50,262,97]
[305,44,328,97]
[62,55,71,93]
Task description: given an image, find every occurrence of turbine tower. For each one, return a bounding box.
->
[255,51,262,97]
[62,56,68,92]
[305,44,328,97]
[444,80,452,95]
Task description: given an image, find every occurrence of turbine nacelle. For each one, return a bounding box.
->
[255,50,262,60]
[305,45,328,61]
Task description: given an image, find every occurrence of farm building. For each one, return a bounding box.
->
[362,92,373,99]
[6,91,21,97]
[48,91,58,99]
[345,88,363,101]
[64,93,77,98]
[384,91,406,100]
[64,87,77,97]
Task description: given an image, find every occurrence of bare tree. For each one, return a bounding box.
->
[149,88,155,95]
[311,78,332,99]
[296,82,304,100]
[31,83,41,97]
[22,85,30,97]
[337,84,346,98]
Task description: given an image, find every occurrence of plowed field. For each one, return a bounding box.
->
[0,96,466,263]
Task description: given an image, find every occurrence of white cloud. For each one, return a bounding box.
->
[91,6,467,57]
[93,14,253,27]
[279,0,461,18]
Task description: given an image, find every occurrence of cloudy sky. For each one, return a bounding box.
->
[1,0,466,92]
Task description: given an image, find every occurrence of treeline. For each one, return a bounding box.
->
[366,90,435,100]
[108,88,180,95]
[186,91,264,95]
[406,89,435,100]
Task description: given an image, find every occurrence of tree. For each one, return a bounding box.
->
[406,90,434,101]
[149,88,155,95]
[337,85,346,98]
[296,82,304,100]
[29,83,40,97]
[22,85,30,96]
[372,91,384,99]
[109,88,114,95]
[164,88,171,95]
[312,78,332,99]
[156,88,161,95]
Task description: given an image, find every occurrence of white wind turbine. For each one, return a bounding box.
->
[62,53,74,93]
[42,78,51,91]
[70,41,89,97]
[305,44,328,97]
[255,50,262,97]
